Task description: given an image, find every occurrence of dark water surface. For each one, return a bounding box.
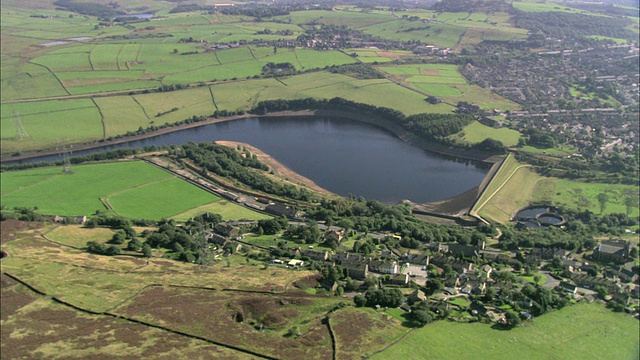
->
[10,116,489,203]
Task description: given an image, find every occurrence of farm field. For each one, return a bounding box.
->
[372,302,639,360]
[377,64,521,111]
[0,161,224,220]
[0,99,104,155]
[450,121,523,147]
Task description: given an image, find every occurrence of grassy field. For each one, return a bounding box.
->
[377,64,520,111]
[551,179,639,217]
[0,161,218,220]
[372,302,639,360]
[0,99,104,154]
[45,224,115,248]
[451,121,522,147]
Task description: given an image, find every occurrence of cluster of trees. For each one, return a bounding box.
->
[405,113,475,142]
[515,12,636,41]
[144,215,222,264]
[327,64,385,79]
[306,197,476,245]
[257,217,289,235]
[262,62,297,76]
[181,141,315,201]
[284,222,322,243]
[169,4,215,14]
[354,288,404,308]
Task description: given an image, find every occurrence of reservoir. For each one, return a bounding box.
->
[7,116,489,204]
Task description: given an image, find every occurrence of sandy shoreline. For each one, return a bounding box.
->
[215,140,336,197]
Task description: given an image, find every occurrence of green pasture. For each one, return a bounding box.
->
[132,86,216,124]
[93,96,151,137]
[0,161,217,220]
[46,225,115,248]
[210,72,453,115]
[107,176,218,220]
[512,1,585,14]
[296,49,356,69]
[372,303,639,360]
[477,164,543,224]
[520,145,575,156]
[451,121,522,147]
[379,64,520,111]
[1,62,69,100]
[361,20,465,48]
[90,44,121,71]
[4,70,456,154]
[32,52,93,72]
[552,179,639,217]
[407,75,466,84]
[0,99,103,154]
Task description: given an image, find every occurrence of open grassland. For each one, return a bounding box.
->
[0,274,249,359]
[273,9,394,28]
[551,179,639,217]
[451,121,522,147]
[363,20,465,48]
[45,225,115,248]
[210,72,453,115]
[372,303,639,360]
[2,69,453,154]
[0,161,218,220]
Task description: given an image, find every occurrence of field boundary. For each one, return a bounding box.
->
[89,97,106,139]
[28,61,70,95]
[131,96,151,119]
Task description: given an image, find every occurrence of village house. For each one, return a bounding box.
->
[368,260,398,274]
[302,249,330,262]
[402,253,428,266]
[214,223,240,238]
[593,240,629,264]
[387,273,409,286]
[343,261,369,280]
